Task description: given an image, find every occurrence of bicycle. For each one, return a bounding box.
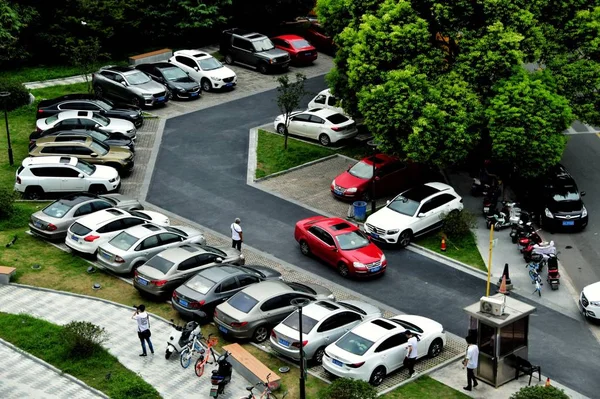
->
[240,373,288,399]
[180,330,207,369]
[528,267,543,297]
[194,334,220,377]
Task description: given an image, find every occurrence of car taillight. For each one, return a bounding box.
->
[37,109,44,114]
[214,309,218,317]
[189,300,205,309]
[47,223,57,231]
[150,279,167,287]
[331,126,340,131]
[230,321,248,328]
[347,361,365,368]
[36,127,42,133]
[114,256,125,263]
[291,340,308,348]
[84,235,100,242]
[270,330,276,338]
[134,270,139,277]
[16,176,21,184]
[172,291,177,298]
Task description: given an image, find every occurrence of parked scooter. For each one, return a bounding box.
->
[486,201,520,230]
[546,254,560,290]
[482,183,502,216]
[165,320,202,360]
[523,240,556,264]
[210,351,233,398]
[518,227,543,253]
[510,211,534,244]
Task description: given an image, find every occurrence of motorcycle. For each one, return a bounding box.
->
[546,254,560,290]
[510,211,534,244]
[486,201,520,230]
[482,183,502,216]
[210,351,233,398]
[165,320,202,360]
[523,240,556,264]
[518,227,543,253]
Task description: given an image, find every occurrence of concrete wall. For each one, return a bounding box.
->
[128,49,173,65]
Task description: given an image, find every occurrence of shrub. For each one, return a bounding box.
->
[510,385,569,399]
[319,378,378,399]
[0,187,16,220]
[63,321,108,358]
[0,80,30,111]
[441,209,475,239]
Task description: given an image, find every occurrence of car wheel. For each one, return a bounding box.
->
[398,230,412,248]
[313,346,326,364]
[224,54,234,65]
[319,134,331,146]
[94,85,104,98]
[201,78,212,92]
[24,186,44,200]
[338,263,350,278]
[428,338,444,358]
[369,366,386,386]
[276,124,286,135]
[89,184,107,195]
[258,64,268,74]
[130,96,141,107]
[299,240,311,256]
[253,325,269,343]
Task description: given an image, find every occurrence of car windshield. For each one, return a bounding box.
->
[46,115,59,124]
[291,39,312,48]
[387,195,420,216]
[336,230,370,250]
[75,159,96,175]
[109,231,138,251]
[326,114,349,124]
[42,201,73,218]
[282,312,318,333]
[89,140,109,155]
[185,274,215,294]
[198,57,222,71]
[92,114,110,127]
[228,292,258,313]
[161,67,188,81]
[253,38,275,52]
[335,332,374,356]
[144,255,175,273]
[125,70,151,85]
[348,161,373,179]
[552,187,580,202]
[87,130,109,142]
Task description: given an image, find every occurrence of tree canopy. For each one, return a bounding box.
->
[317,0,599,177]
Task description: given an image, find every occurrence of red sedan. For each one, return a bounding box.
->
[331,154,426,201]
[294,216,386,278]
[271,34,318,64]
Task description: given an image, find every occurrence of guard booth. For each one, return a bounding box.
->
[464,294,536,388]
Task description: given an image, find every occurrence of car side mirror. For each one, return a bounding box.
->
[194,66,199,71]
[417,213,425,218]
[78,173,84,178]
[386,200,391,205]
[581,191,586,196]
[374,176,380,181]
[95,124,101,129]
[215,257,223,263]
[120,81,127,86]
[329,246,337,252]
[90,152,98,158]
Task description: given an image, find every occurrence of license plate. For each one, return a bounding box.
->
[157,96,165,102]
[562,221,575,226]
[305,52,312,56]
[225,83,233,87]
[483,206,489,213]
[191,92,198,97]
[71,234,79,242]
[179,299,188,307]
[334,189,343,195]
[34,221,43,228]
[370,233,379,239]
[137,278,148,286]
[370,266,381,273]
[210,388,218,397]
[278,338,290,347]
[218,325,228,334]
[332,359,343,367]
[101,251,111,260]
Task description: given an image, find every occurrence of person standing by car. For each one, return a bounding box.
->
[463,335,479,391]
[405,330,418,378]
[231,218,243,251]
[132,304,153,356]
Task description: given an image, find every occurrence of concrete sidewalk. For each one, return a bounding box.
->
[0,284,251,399]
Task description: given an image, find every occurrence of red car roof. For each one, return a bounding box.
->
[272,34,307,42]
[303,217,358,236]
[360,153,398,167]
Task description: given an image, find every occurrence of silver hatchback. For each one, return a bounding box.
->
[96,224,205,274]
[270,300,381,364]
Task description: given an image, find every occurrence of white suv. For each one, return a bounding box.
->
[168,50,237,92]
[364,182,463,247]
[15,156,120,199]
[308,89,346,115]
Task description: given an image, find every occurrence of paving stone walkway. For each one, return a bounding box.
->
[0,285,250,399]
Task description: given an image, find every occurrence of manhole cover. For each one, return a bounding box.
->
[31,264,41,270]
[278,366,290,373]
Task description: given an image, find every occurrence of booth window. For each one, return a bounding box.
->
[479,322,496,356]
[499,316,528,356]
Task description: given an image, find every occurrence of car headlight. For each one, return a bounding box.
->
[129,114,138,117]
[545,208,553,218]
[381,254,386,263]
[331,179,336,186]
[353,262,367,269]
[177,87,186,93]
[346,188,357,193]
[387,229,399,235]
[590,301,600,306]
[239,254,245,259]
[582,206,588,218]
[211,76,222,81]
[109,177,117,183]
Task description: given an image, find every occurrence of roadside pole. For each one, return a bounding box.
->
[486,224,494,296]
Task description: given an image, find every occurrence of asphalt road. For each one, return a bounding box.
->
[147,76,600,397]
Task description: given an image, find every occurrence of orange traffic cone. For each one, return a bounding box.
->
[441,237,447,252]
[545,378,551,387]
[499,275,508,294]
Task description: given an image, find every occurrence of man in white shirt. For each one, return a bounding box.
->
[231,218,243,251]
[132,304,154,356]
[405,330,418,378]
[462,335,479,390]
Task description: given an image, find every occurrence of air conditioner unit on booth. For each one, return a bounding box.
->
[480,296,504,316]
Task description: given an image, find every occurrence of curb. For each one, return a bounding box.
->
[408,243,489,279]
[254,153,340,183]
[0,337,109,398]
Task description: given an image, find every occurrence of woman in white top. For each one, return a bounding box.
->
[132,304,154,356]
[463,335,479,391]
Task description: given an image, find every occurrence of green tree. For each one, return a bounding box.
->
[0,0,36,65]
[510,385,569,399]
[275,73,309,149]
[230,0,314,30]
[70,38,107,94]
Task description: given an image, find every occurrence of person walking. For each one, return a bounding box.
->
[404,330,418,378]
[230,218,243,251]
[463,335,479,391]
[132,304,154,356]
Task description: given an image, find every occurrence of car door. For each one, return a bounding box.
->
[307,226,337,266]
[260,294,291,326]
[170,256,205,288]
[59,166,86,192]
[185,253,219,275]
[99,71,123,99]
[136,234,161,257]
[308,115,326,139]
[173,56,200,81]
[157,232,184,252]
[232,37,252,65]
[90,200,114,213]
[72,202,95,219]
[288,113,311,136]
[37,167,65,192]
[430,194,458,228]
[213,277,241,307]
[373,333,408,373]
[412,198,440,234]
[315,313,348,348]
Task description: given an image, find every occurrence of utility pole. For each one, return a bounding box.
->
[0,92,13,166]
[291,298,310,399]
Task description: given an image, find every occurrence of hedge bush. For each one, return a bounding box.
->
[441,209,475,239]
[510,385,570,399]
[319,378,378,399]
[0,187,16,220]
[63,320,108,358]
[0,80,31,111]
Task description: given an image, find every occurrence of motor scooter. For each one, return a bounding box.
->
[210,351,233,398]
[482,183,501,216]
[165,320,202,360]
[486,202,520,230]
[518,228,543,252]
[546,254,560,290]
[523,240,556,264]
[510,211,534,244]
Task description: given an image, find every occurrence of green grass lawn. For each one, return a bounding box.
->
[0,61,124,84]
[381,376,469,399]
[415,232,487,271]
[0,313,160,398]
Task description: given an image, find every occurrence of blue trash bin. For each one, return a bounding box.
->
[353,201,367,221]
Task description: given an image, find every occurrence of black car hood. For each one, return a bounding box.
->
[547,199,584,214]
[166,80,199,90]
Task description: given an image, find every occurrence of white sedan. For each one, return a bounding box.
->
[323,315,446,385]
[36,110,137,138]
[273,108,358,146]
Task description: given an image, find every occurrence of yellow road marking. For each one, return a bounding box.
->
[597,133,600,139]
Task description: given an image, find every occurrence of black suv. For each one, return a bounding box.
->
[135,63,201,100]
[518,164,588,231]
[220,28,291,74]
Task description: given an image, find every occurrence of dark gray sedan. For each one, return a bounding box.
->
[172,264,283,320]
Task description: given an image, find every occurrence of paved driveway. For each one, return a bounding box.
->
[146,76,600,398]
